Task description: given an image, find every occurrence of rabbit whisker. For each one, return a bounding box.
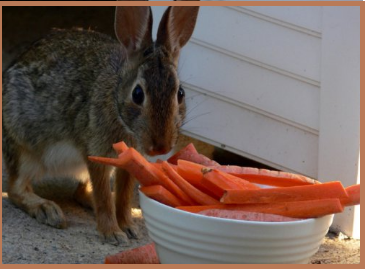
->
[181,111,212,128]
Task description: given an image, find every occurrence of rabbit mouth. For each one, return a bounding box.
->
[146,146,170,156]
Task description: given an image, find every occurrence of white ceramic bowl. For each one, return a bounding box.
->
[139,190,334,264]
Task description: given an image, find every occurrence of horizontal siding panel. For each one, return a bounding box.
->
[179,42,320,131]
[152,6,321,82]
[234,6,322,34]
[182,89,319,177]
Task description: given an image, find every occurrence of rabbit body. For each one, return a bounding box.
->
[2,6,199,245]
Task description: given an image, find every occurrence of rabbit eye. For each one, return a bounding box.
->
[177,86,185,104]
[132,85,144,105]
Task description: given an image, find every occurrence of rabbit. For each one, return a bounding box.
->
[2,6,199,245]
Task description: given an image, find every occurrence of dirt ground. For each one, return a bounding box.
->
[2,6,360,265]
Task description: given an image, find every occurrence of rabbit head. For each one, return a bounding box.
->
[114,6,199,156]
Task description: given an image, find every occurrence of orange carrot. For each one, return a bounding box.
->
[89,149,158,186]
[177,160,205,186]
[177,159,318,188]
[197,209,301,222]
[201,168,260,198]
[167,143,198,165]
[161,161,220,205]
[213,166,320,187]
[176,160,219,199]
[177,198,344,218]
[113,141,129,155]
[140,185,185,207]
[150,162,195,206]
[152,162,178,172]
[167,143,219,166]
[177,160,259,199]
[151,162,163,171]
[221,181,348,204]
[105,243,159,264]
[89,148,194,205]
[341,184,360,207]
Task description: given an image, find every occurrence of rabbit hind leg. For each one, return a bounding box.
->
[7,151,67,229]
[73,180,94,209]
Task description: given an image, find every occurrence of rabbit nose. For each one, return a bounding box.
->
[147,144,170,156]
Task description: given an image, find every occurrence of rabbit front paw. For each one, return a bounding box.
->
[101,229,130,246]
[30,200,67,229]
[121,223,139,239]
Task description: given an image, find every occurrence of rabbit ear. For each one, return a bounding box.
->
[115,6,153,53]
[156,6,199,63]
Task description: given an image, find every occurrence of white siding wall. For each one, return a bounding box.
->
[151,6,360,237]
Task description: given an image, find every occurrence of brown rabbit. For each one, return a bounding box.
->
[2,6,199,245]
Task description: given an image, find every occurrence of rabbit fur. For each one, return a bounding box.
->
[2,6,199,245]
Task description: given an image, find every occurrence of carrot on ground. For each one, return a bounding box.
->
[221,181,348,204]
[113,141,129,155]
[177,198,344,218]
[341,184,360,207]
[197,209,301,222]
[89,148,194,205]
[201,168,260,198]
[161,161,220,205]
[140,185,185,207]
[105,243,159,264]
[214,166,320,187]
[167,143,219,166]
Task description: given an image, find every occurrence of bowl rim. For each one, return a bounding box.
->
[138,189,332,227]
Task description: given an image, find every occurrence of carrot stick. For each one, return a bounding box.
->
[214,166,320,187]
[105,243,159,264]
[221,181,348,204]
[177,160,258,199]
[178,159,318,188]
[176,160,220,199]
[177,198,344,218]
[150,162,195,206]
[152,162,179,174]
[89,149,158,186]
[151,162,163,171]
[113,141,129,155]
[197,209,302,222]
[167,143,219,166]
[201,168,260,198]
[89,148,194,205]
[177,160,205,186]
[161,161,220,205]
[167,143,198,165]
[140,185,185,207]
[341,184,360,207]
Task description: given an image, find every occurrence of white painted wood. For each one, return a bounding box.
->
[179,42,320,132]
[183,88,319,177]
[318,6,360,238]
[243,6,322,33]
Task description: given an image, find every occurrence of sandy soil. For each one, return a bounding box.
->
[2,6,360,265]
